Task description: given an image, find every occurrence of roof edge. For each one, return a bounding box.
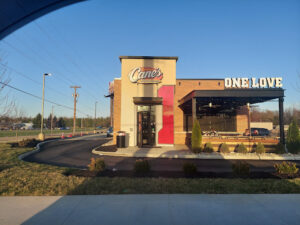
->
[119,56,178,61]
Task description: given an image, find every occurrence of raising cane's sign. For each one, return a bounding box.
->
[128,67,163,83]
[225,77,283,88]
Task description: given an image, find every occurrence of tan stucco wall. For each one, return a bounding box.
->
[112,79,121,144]
[120,58,177,146]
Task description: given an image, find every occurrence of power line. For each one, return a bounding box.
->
[0,62,41,86]
[0,81,92,117]
[43,20,109,90]
[2,40,75,86]
[0,63,96,113]
[13,2,107,101]
[33,22,101,100]
[0,63,95,112]
[2,40,102,114]
[2,39,99,103]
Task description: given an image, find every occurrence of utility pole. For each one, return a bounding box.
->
[50,105,54,136]
[71,86,81,135]
[94,101,98,132]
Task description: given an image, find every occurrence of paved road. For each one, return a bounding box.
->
[24,134,110,168]
[24,135,300,172]
[1,195,300,225]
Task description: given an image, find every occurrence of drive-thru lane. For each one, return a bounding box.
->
[24,134,110,168]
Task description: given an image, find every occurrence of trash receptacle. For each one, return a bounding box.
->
[116,131,126,148]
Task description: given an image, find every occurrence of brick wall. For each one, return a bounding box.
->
[236,106,249,133]
[174,79,225,144]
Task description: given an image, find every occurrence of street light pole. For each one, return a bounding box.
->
[94,101,98,133]
[39,73,51,141]
[50,105,54,136]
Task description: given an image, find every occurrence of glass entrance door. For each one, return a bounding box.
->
[137,106,155,147]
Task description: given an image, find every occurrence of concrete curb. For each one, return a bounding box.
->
[18,134,102,161]
[18,134,107,161]
[18,139,58,160]
[92,149,300,160]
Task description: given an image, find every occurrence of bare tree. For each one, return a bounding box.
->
[0,58,16,118]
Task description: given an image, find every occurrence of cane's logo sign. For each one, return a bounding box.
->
[128,67,163,83]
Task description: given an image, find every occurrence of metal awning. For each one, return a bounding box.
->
[179,88,284,114]
[133,97,163,105]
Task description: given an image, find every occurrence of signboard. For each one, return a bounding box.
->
[128,67,163,83]
[224,77,283,88]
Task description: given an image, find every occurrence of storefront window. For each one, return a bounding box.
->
[184,113,237,132]
[137,105,150,112]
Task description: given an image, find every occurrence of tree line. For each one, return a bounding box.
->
[31,114,111,128]
[250,107,300,126]
[0,114,111,129]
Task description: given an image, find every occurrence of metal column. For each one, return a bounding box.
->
[279,97,285,145]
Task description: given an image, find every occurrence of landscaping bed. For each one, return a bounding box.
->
[97,144,117,152]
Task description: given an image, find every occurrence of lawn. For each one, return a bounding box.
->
[0,143,300,195]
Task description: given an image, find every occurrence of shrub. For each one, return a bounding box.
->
[232,161,250,177]
[274,162,299,177]
[192,147,202,153]
[275,142,286,154]
[18,138,38,147]
[219,143,230,153]
[235,143,248,154]
[10,142,19,148]
[286,119,300,154]
[182,162,197,177]
[88,157,105,173]
[287,119,300,143]
[134,159,151,175]
[191,119,202,153]
[255,142,265,154]
[62,168,78,176]
[287,142,300,154]
[203,142,214,153]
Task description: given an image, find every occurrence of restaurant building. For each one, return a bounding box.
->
[107,56,285,149]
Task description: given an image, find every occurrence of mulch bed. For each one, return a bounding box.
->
[98,145,117,152]
[63,169,300,179]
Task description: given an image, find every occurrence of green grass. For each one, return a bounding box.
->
[0,143,300,195]
[0,128,97,137]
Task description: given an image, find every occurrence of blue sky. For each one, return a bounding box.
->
[0,0,300,118]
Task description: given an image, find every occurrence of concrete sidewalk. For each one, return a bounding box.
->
[93,145,300,160]
[0,195,300,225]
